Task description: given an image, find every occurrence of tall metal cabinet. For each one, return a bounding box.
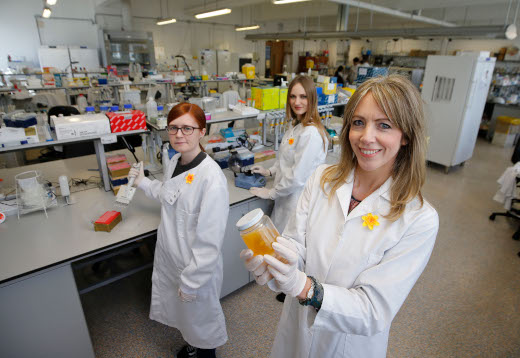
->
[421,53,495,172]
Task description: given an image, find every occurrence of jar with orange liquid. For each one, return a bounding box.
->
[236,208,280,256]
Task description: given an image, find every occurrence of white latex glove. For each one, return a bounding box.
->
[264,236,307,297]
[178,288,196,302]
[239,249,272,285]
[250,187,273,200]
[250,165,271,177]
[128,161,145,186]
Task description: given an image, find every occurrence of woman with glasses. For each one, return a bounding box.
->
[129,103,229,358]
[247,75,328,302]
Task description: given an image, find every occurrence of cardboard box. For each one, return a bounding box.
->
[52,113,111,140]
[106,110,146,133]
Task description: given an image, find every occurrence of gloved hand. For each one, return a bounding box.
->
[239,249,272,285]
[264,236,307,297]
[251,165,271,177]
[178,288,197,302]
[250,187,273,200]
[128,161,145,186]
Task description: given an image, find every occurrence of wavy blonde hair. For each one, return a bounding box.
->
[320,75,427,221]
[286,75,328,150]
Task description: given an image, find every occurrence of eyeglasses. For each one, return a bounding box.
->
[165,126,201,135]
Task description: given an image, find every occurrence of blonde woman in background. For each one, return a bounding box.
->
[247,75,328,302]
[242,75,439,357]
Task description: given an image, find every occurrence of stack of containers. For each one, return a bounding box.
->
[106,154,131,195]
[316,76,338,105]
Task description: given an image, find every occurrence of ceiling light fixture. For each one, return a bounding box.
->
[195,8,231,19]
[506,24,517,40]
[46,0,57,5]
[42,7,52,18]
[272,0,311,4]
[236,25,260,32]
[157,18,177,25]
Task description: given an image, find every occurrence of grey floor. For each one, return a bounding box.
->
[80,138,520,358]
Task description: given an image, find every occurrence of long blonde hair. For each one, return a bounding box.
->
[286,75,328,150]
[320,75,427,220]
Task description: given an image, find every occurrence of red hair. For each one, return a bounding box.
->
[167,102,206,152]
[167,102,206,128]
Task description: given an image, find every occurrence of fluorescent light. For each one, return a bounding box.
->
[236,25,260,32]
[42,7,52,18]
[46,0,57,5]
[157,18,177,25]
[272,0,311,4]
[195,8,231,19]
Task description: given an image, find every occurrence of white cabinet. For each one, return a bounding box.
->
[220,198,274,297]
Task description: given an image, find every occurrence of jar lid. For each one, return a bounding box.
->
[236,208,264,231]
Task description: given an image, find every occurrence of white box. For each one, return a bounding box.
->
[0,126,39,147]
[52,113,111,140]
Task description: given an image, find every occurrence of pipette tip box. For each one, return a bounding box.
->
[94,211,122,232]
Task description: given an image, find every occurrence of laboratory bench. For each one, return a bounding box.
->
[0,149,290,358]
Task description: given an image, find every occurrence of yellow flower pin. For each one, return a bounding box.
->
[362,213,379,230]
[185,173,195,184]
[288,138,295,145]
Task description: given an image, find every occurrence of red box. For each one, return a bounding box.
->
[106,110,146,133]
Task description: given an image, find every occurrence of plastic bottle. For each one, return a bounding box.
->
[236,208,280,256]
[146,97,158,121]
[157,105,164,116]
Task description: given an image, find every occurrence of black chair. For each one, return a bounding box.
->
[489,138,520,256]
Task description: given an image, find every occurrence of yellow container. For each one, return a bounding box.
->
[252,86,280,110]
[306,59,314,69]
[236,208,280,256]
[279,87,288,109]
[202,74,209,80]
[319,82,337,95]
[496,116,520,134]
[242,64,256,79]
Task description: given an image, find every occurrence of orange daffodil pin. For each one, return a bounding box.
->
[288,138,295,145]
[362,213,379,230]
[185,173,195,184]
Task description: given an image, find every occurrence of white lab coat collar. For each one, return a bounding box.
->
[335,169,393,222]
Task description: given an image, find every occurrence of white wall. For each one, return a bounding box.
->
[0,0,98,71]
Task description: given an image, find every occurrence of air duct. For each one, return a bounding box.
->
[329,0,456,27]
[244,25,517,40]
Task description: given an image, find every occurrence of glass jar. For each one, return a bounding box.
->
[236,208,280,256]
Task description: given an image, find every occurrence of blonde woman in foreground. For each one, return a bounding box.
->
[242,74,439,357]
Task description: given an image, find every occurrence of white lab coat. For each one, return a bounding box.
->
[270,165,439,358]
[268,123,327,232]
[139,153,229,349]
